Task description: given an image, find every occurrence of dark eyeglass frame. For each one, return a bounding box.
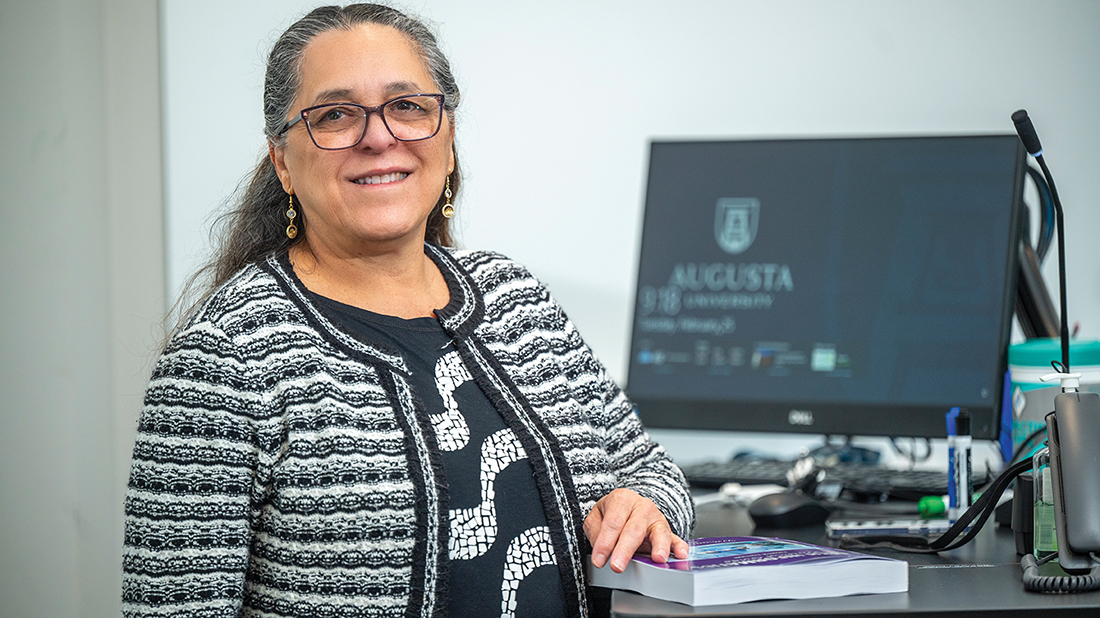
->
[276,93,446,149]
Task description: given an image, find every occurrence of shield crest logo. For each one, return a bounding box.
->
[715,198,759,254]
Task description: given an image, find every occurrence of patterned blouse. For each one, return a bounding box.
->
[122,246,694,618]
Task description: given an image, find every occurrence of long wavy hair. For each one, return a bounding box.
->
[167,3,461,340]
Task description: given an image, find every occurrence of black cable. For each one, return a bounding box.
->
[1007,426,1046,467]
[838,454,1100,593]
[923,458,1031,552]
[838,459,1032,553]
[1034,551,1058,567]
[1025,165,1054,262]
[888,437,933,466]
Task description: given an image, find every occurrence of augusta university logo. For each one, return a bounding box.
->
[715,198,759,254]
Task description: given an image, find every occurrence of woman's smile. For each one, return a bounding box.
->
[353,171,410,185]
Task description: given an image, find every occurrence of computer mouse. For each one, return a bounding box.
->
[748,491,831,529]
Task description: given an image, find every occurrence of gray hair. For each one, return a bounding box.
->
[166,3,461,343]
[264,4,461,142]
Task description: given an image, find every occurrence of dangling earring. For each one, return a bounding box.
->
[286,194,298,239]
[441,176,455,219]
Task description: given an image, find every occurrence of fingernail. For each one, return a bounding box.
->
[594,552,607,567]
[612,558,625,572]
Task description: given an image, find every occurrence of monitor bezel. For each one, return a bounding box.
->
[625,134,1027,441]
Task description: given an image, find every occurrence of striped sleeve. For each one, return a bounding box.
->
[586,358,695,540]
[458,249,695,541]
[122,320,265,618]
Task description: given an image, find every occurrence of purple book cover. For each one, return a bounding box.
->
[633,536,866,571]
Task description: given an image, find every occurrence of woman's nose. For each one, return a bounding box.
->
[356,111,397,151]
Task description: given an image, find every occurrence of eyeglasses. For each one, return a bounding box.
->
[277,93,446,149]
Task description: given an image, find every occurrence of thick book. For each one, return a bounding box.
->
[588,536,908,606]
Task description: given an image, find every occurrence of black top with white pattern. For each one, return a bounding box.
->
[311,293,568,617]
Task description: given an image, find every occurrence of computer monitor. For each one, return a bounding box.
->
[626,135,1026,441]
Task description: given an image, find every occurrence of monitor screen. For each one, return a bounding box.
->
[626,135,1025,440]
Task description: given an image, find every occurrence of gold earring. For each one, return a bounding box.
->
[286,194,298,239]
[441,176,455,219]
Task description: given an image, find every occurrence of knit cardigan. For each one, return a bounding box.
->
[122,245,694,618]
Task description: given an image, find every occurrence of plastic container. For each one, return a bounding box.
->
[1008,339,1100,456]
[1032,447,1057,558]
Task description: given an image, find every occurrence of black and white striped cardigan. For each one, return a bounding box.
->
[122,245,694,618]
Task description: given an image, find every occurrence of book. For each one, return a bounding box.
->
[587,536,908,606]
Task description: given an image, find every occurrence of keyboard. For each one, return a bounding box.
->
[681,458,991,501]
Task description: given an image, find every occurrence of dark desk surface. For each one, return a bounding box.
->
[610,497,1100,617]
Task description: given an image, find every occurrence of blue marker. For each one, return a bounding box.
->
[946,407,960,522]
[999,370,1014,463]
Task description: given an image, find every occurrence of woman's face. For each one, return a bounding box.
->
[271,23,454,256]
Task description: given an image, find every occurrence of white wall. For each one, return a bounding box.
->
[0,0,164,616]
[162,0,1100,464]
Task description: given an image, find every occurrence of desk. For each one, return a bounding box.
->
[610,498,1100,617]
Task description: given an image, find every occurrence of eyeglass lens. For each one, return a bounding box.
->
[303,95,442,148]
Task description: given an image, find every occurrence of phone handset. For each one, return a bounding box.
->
[1040,371,1100,574]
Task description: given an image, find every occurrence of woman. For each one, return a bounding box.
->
[122,4,693,617]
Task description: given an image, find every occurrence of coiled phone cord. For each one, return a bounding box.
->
[1021,552,1100,593]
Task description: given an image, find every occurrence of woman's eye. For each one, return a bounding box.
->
[391,100,422,112]
[321,108,350,121]
[309,106,359,127]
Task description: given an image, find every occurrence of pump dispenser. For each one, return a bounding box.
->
[1039,372,1082,392]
